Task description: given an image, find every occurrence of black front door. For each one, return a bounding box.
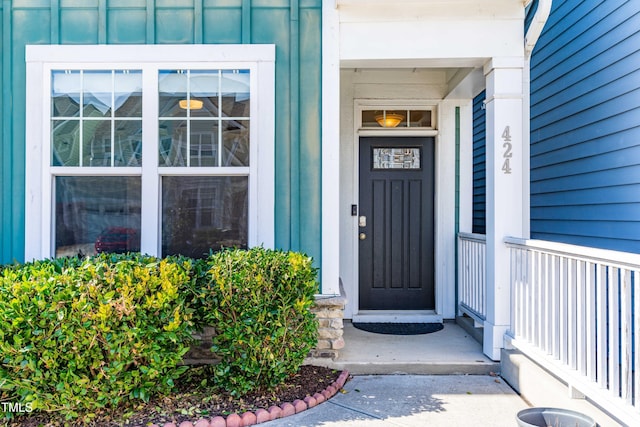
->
[358,137,435,310]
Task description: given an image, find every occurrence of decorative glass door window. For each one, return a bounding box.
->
[26,45,275,261]
[373,148,421,169]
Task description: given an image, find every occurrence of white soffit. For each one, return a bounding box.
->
[341,58,488,69]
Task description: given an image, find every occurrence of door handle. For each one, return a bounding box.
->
[359,233,367,240]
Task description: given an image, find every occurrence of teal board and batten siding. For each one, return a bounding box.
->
[0,0,322,266]
[530,0,640,254]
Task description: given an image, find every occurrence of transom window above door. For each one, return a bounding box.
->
[361,109,434,129]
[25,45,275,261]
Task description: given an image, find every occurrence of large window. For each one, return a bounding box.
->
[26,45,275,260]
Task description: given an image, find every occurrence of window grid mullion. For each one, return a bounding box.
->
[79,70,84,167]
[187,69,191,168]
[111,70,115,167]
[218,71,222,167]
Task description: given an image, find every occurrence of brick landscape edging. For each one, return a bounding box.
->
[149,370,350,427]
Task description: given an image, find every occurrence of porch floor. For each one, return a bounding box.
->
[308,320,499,375]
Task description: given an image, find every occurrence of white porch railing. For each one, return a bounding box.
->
[505,237,640,426]
[457,232,486,323]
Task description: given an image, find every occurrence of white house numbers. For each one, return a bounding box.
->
[501,126,513,174]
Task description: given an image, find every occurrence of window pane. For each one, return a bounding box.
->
[114,120,142,166]
[83,70,112,118]
[190,120,218,167]
[162,176,248,258]
[52,119,80,166]
[82,120,112,167]
[190,70,220,118]
[114,70,142,117]
[384,110,407,128]
[159,70,187,117]
[159,119,187,166]
[52,70,80,117]
[410,110,431,127]
[55,176,141,258]
[222,120,249,166]
[221,70,250,117]
[362,110,407,128]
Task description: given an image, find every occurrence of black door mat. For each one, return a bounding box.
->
[352,322,444,335]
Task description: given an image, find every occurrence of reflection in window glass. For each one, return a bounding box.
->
[115,70,143,117]
[114,120,142,166]
[159,70,188,118]
[51,70,80,117]
[162,176,248,258]
[51,70,142,167]
[83,70,112,118]
[52,119,80,166]
[159,119,188,166]
[82,120,112,166]
[221,69,250,117]
[55,176,141,258]
[190,120,218,167]
[222,120,249,166]
[190,70,220,118]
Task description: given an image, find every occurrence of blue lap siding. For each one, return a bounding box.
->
[529,0,640,254]
[472,91,486,235]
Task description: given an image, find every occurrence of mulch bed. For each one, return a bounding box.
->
[6,365,344,427]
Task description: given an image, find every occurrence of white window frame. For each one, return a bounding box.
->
[25,44,275,260]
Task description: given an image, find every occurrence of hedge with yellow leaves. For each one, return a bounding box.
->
[0,253,195,419]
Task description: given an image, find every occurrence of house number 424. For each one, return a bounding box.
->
[501,126,512,174]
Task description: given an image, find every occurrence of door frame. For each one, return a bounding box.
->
[351,100,445,321]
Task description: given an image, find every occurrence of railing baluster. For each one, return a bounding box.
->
[575,260,584,375]
[544,253,552,354]
[597,263,607,390]
[552,254,559,359]
[586,261,596,381]
[621,268,632,404]
[560,256,567,364]
[568,257,577,370]
[609,267,620,399]
[634,269,640,409]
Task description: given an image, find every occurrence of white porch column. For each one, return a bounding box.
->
[483,57,526,360]
[320,0,341,295]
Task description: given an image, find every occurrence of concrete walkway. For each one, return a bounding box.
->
[262,374,528,426]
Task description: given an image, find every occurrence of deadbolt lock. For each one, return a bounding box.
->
[358,216,367,227]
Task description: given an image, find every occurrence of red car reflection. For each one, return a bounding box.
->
[95,227,140,254]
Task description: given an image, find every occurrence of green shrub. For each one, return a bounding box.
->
[0,253,195,419]
[196,247,319,396]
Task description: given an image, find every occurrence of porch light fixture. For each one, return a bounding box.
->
[179,99,203,110]
[375,112,404,128]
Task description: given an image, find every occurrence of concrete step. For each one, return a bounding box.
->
[306,320,499,375]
